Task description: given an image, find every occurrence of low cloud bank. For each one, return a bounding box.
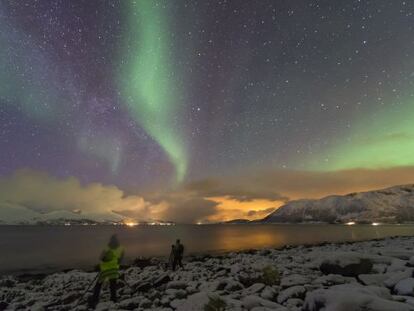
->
[1,167,414,224]
[0,169,149,222]
[0,169,219,224]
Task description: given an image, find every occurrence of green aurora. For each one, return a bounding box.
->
[310,100,414,171]
[118,0,187,183]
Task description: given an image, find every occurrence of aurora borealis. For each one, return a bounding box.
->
[1,0,414,223]
[310,95,414,171]
[119,1,187,183]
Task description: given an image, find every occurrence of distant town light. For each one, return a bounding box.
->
[372,222,380,226]
[345,221,355,225]
[124,221,138,227]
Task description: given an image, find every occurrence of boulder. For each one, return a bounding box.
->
[135,281,152,292]
[277,286,306,304]
[165,288,187,299]
[244,283,265,295]
[239,273,262,287]
[176,292,216,311]
[285,298,304,309]
[118,297,141,309]
[61,292,79,304]
[154,273,171,287]
[304,284,414,311]
[395,278,414,296]
[242,295,284,310]
[280,274,310,288]
[387,259,408,273]
[95,302,115,311]
[139,298,153,308]
[380,251,414,260]
[224,279,244,291]
[170,298,186,309]
[167,281,188,290]
[384,269,413,288]
[260,286,278,301]
[320,253,373,277]
[359,273,389,286]
[314,274,356,286]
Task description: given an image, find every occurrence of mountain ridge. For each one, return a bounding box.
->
[261,184,414,224]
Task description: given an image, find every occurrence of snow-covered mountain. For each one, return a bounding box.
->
[0,202,177,225]
[0,202,124,225]
[262,184,414,223]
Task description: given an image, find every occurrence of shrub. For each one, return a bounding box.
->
[204,295,227,311]
[261,265,280,286]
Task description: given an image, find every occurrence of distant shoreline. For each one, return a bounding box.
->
[2,222,414,226]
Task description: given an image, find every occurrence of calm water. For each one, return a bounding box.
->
[1,224,414,274]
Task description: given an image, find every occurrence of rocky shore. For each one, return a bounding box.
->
[2,236,414,310]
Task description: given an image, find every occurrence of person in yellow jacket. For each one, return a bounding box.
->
[88,234,124,309]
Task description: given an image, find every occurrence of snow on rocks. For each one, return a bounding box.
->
[383,268,413,288]
[280,274,310,288]
[395,278,414,296]
[277,285,306,304]
[3,236,414,310]
[313,273,356,286]
[359,273,390,286]
[175,292,210,311]
[260,286,278,301]
[304,283,414,311]
[241,295,284,310]
[166,281,188,290]
[244,283,265,295]
[318,252,373,276]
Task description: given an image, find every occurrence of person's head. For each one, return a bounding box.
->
[108,234,120,248]
[171,244,175,249]
[176,239,180,244]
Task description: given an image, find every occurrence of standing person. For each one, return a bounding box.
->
[88,234,124,309]
[172,239,184,271]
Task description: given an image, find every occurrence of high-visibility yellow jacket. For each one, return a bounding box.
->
[99,246,124,282]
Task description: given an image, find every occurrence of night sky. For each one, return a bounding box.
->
[1,0,414,223]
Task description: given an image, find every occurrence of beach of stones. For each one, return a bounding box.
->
[2,236,414,310]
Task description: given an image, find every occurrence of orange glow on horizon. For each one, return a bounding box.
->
[123,220,138,227]
[206,196,285,222]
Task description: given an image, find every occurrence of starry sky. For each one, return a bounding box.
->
[1,0,414,223]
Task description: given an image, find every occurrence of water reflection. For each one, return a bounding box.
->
[210,226,289,251]
[1,224,414,274]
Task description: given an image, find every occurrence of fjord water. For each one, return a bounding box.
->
[2,224,414,274]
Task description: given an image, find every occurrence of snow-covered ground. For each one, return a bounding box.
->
[2,236,414,310]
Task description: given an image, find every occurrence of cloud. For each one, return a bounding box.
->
[0,169,218,224]
[158,198,218,224]
[1,166,414,224]
[0,169,150,222]
[183,178,288,202]
[247,207,276,217]
[169,166,414,222]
